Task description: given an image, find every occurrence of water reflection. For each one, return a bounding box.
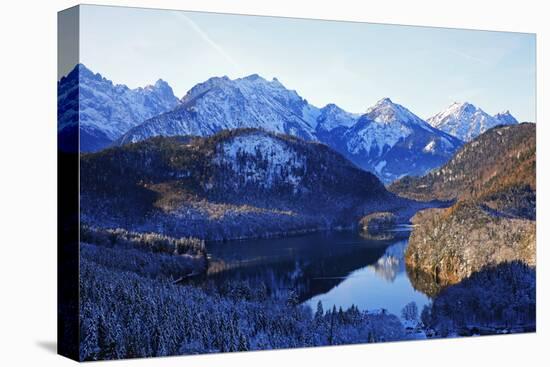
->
[369,240,407,282]
[406,266,444,298]
[202,230,433,316]
[306,239,430,316]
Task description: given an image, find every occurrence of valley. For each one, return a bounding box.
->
[60,64,536,359]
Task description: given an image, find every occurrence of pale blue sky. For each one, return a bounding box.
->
[77,5,536,121]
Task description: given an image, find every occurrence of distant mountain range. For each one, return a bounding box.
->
[333,98,462,182]
[58,64,180,152]
[117,73,463,182]
[427,102,519,142]
[59,64,523,182]
[118,73,320,144]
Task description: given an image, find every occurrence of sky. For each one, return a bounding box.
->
[75,5,536,122]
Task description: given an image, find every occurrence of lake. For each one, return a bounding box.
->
[203,228,432,318]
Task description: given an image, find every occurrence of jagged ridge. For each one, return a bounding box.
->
[116,72,462,183]
[58,64,180,151]
[427,102,519,142]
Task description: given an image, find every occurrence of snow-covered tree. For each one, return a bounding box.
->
[401,301,418,322]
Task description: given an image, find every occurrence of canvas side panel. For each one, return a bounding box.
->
[57,5,80,361]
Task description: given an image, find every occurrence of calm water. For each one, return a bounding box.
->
[204,229,431,318]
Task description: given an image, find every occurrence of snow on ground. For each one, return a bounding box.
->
[60,64,180,140]
[423,140,436,153]
[366,98,433,132]
[315,103,359,131]
[346,121,411,156]
[427,102,517,141]
[217,132,306,189]
[374,160,387,173]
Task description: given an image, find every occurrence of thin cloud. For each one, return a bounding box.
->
[447,48,490,66]
[172,11,242,73]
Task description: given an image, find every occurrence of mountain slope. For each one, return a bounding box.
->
[427,102,518,142]
[405,200,535,289]
[58,64,180,152]
[389,123,535,207]
[118,74,319,145]
[82,129,408,241]
[340,98,463,182]
[494,110,519,125]
[315,103,358,133]
[392,123,536,288]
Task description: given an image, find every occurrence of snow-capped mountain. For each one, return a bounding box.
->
[314,103,360,152]
[118,74,320,145]
[58,64,180,152]
[345,98,434,156]
[494,110,519,125]
[315,103,359,133]
[61,66,467,182]
[339,98,463,182]
[427,102,518,142]
[117,76,462,183]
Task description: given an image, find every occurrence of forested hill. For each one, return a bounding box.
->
[81,129,407,240]
[389,123,535,205]
[400,123,536,288]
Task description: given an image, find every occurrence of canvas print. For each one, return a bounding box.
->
[57,4,536,361]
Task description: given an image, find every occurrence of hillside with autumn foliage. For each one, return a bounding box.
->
[392,124,536,289]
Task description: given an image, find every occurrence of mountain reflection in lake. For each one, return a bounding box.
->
[203,230,431,318]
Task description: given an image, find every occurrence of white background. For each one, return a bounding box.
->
[0,0,547,366]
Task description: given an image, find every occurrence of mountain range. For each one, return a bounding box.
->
[59,64,522,183]
[335,98,462,182]
[117,71,464,182]
[58,64,180,152]
[427,102,519,142]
